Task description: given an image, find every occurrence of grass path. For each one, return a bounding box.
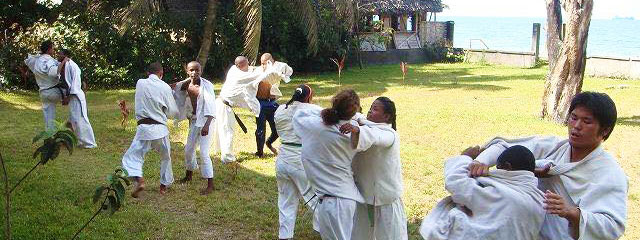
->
[1,63,638,239]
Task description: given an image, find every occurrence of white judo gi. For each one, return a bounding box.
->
[293,108,388,240]
[62,59,97,148]
[213,65,289,163]
[173,78,216,179]
[475,136,628,240]
[24,54,61,130]
[351,122,407,240]
[420,155,546,240]
[122,74,179,186]
[274,101,323,239]
[254,61,293,98]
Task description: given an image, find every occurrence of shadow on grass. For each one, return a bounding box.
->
[617,116,640,127]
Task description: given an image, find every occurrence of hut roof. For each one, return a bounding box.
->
[359,0,444,14]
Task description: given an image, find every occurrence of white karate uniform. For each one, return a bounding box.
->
[173,78,216,178]
[24,54,61,130]
[121,74,179,186]
[292,108,386,240]
[351,122,407,240]
[213,66,261,163]
[274,102,323,239]
[62,59,97,148]
[420,155,546,240]
[475,136,628,240]
[253,61,293,98]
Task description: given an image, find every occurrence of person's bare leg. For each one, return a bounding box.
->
[159,184,167,195]
[201,178,214,195]
[179,170,193,184]
[266,142,278,155]
[131,176,145,198]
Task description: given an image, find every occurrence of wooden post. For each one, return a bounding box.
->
[532,23,541,59]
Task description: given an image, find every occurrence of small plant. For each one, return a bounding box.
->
[330,55,345,86]
[400,62,409,84]
[0,121,78,239]
[72,167,130,239]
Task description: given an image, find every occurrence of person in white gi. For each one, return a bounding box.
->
[56,49,97,148]
[24,40,66,130]
[274,84,321,239]
[293,89,389,240]
[213,56,288,163]
[122,62,179,198]
[172,61,216,195]
[420,145,546,240]
[347,97,407,240]
[469,91,627,240]
[252,53,293,157]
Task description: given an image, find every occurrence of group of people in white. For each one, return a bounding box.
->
[24,40,627,240]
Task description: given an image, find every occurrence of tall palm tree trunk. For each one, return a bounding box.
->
[197,0,219,71]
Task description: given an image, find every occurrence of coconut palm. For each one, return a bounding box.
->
[117,0,326,66]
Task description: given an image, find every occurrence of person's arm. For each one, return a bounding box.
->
[56,57,68,77]
[469,136,564,177]
[444,154,500,212]
[340,123,394,151]
[200,82,216,136]
[164,85,180,119]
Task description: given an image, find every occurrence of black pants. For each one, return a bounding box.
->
[255,99,279,155]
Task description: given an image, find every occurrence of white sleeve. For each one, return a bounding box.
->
[475,136,564,166]
[444,155,501,211]
[164,86,179,119]
[355,125,395,151]
[203,82,216,118]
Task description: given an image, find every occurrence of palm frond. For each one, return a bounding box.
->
[236,0,262,64]
[333,0,356,30]
[116,0,163,35]
[289,0,319,56]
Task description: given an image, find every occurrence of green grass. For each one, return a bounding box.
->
[1,63,639,239]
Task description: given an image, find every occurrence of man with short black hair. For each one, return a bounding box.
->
[24,40,67,130]
[172,61,216,195]
[122,62,179,198]
[468,92,627,240]
[56,49,97,148]
[420,145,546,239]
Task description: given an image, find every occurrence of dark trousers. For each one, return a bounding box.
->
[255,99,279,155]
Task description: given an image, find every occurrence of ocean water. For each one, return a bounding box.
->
[437,16,640,59]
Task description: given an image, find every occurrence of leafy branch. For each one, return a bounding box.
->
[72,167,130,239]
[10,121,77,194]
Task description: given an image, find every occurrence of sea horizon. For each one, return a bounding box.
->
[435,16,640,59]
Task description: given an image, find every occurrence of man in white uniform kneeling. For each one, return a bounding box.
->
[420,145,545,240]
[122,62,179,198]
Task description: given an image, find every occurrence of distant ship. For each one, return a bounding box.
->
[612,16,635,20]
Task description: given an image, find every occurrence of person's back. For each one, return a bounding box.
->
[421,146,545,240]
[135,74,174,123]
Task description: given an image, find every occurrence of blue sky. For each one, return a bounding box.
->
[440,0,639,19]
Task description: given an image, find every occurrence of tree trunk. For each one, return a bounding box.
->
[197,0,219,72]
[541,0,593,123]
[545,0,563,70]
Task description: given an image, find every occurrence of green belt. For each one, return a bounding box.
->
[281,142,302,147]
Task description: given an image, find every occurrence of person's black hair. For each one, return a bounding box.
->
[375,96,397,130]
[40,40,53,54]
[147,62,163,75]
[59,49,71,58]
[568,91,617,140]
[321,89,360,125]
[285,84,312,109]
[497,145,535,172]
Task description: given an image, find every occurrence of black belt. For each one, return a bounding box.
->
[222,100,248,133]
[281,142,302,147]
[257,97,276,101]
[319,194,336,204]
[137,118,162,125]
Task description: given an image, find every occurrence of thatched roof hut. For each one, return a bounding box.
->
[359,0,444,14]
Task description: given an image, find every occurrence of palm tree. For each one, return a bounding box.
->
[117,0,325,67]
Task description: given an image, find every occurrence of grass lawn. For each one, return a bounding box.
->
[1,62,638,239]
